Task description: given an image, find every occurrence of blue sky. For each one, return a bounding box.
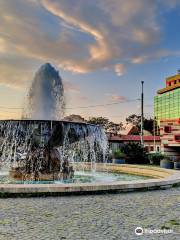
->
[0,0,180,122]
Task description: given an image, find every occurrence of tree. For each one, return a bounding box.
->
[126,114,155,134]
[126,114,141,128]
[106,121,123,134]
[148,152,164,165]
[121,143,148,164]
[144,118,154,134]
[87,117,123,134]
[63,114,86,123]
[87,117,109,128]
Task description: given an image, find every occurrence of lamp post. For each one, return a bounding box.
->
[153,116,156,152]
[141,81,144,146]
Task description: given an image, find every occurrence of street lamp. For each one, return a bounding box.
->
[141,81,144,146]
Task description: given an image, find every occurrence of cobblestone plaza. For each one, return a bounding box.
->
[0,187,179,240]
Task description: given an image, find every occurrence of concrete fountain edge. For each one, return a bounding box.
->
[0,164,179,197]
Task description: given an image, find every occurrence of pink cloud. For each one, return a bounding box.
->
[63,80,80,93]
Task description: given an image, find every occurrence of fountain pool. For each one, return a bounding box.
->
[0,119,151,185]
[0,169,150,184]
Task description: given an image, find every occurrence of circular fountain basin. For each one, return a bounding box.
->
[0,169,150,185]
[0,164,179,197]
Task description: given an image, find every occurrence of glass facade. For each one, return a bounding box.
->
[154,88,180,124]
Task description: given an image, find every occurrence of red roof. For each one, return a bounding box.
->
[109,135,161,142]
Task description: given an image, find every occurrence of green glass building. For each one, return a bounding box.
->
[154,72,180,124]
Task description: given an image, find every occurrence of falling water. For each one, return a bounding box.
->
[22,63,65,120]
[0,120,108,181]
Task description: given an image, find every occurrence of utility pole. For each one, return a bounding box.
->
[153,116,156,152]
[141,81,144,147]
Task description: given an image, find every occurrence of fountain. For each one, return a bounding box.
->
[0,63,178,195]
[0,63,108,182]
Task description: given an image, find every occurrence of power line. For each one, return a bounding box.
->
[65,99,140,110]
[0,98,140,114]
[0,110,21,114]
[0,106,23,110]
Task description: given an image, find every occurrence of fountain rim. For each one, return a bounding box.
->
[0,119,101,128]
[0,164,179,197]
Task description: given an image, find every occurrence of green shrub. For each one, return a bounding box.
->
[148,152,164,165]
[121,143,148,164]
[113,149,126,159]
[161,158,172,163]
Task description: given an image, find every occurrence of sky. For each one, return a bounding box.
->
[0,0,180,123]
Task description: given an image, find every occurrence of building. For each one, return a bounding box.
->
[108,130,161,153]
[159,119,180,160]
[154,71,180,123]
[154,71,180,159]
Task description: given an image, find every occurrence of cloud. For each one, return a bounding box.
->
[0,54,41,89]
[41,0,113,72]
[63,80,80,93]
[114,64,126,76]
[0,38,8,53]
[41,0,160,73]
[106,93,127,102]
[111,95,127,102]
[0,0,180,88]
[131,49,180,64]
[159,0,179,8]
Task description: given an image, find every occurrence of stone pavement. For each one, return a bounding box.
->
[0,187,179,240]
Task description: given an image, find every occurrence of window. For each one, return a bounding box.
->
[144,146,149,152]
[174,80,177,84]
[156,146,160,152]
[175,135,180,142]
[164,126,171,133]
[150,146,154,152]
[169,82,171,86]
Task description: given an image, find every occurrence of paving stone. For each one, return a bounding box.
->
[0,187,179,239]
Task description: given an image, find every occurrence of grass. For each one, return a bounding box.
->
[168,219,179,226]
[0,219,11,225]
[44,213,54,217]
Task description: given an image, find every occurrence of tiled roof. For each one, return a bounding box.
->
[118,124,138,135]
[108,135,161,142]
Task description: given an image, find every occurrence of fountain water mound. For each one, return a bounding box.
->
[0,120,108,181]
[22,63,65,120]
